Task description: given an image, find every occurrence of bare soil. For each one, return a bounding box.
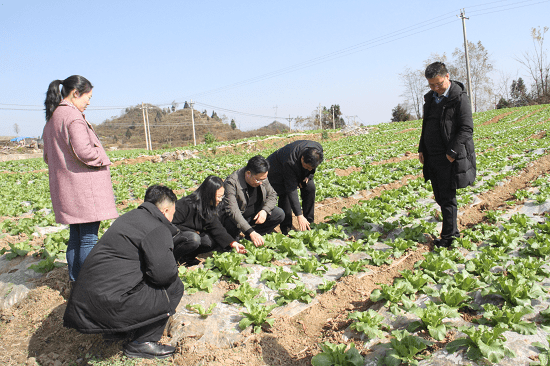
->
[1,143,549,365]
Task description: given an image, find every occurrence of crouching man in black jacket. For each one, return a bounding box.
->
[267,140,323,235]
[63,185,184,359]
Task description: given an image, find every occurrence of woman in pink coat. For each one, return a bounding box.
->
[43,75,118,282]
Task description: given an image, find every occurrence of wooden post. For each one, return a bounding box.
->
[141,103,149,150]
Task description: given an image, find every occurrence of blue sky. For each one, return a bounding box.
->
[1,0,549,137]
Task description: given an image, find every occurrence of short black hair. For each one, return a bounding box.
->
[144,185,177,208]
[302,147,323,168]
[245,155,270,175]
[425,62,448,79]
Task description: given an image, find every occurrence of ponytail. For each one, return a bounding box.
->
[44,75,93,122]
[44,80,63,122]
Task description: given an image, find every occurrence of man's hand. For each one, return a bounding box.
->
[299,177,309,188]
[249,231,265,247]
[419,152,424,164]
[230,242,247,254]
[297,215,311,231]
[254,210,267,225]
[446,154,455,163]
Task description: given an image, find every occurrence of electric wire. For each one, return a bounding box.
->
[1,0,547,118]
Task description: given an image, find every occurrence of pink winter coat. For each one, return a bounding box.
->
[42,100,118,224]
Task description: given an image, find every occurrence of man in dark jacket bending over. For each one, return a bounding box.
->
[267,140,324,235]
[63,185,184,359]
[418,62,476,248]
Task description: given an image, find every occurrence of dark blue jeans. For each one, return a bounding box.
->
[67,221,100,281]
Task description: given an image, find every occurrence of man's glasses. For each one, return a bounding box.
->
[428,78,447,89]
[251,176,267,184]
[428,79,447,89]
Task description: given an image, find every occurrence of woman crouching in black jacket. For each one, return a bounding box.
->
[172,175,246,266]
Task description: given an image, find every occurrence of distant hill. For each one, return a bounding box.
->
[94,105,289,149]
[258,121,291,132]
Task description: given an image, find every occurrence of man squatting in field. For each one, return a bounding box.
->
[64,185,184,359]
[220,155,285,247]
[418,62,476,248]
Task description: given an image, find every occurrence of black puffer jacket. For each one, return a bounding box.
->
[418,81,476,189]
[266,140,323,215]
[63,202,184,333]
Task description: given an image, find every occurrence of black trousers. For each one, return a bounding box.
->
[173,231,225,263]
[277,178,316,234]
[425,154,459,240]
[133,280,184,342]
[223,207,285,239]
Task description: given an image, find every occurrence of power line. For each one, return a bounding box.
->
[194,102,279,119]
[164,0,549,105]
[468,0,550,16]
[2,0,548,116]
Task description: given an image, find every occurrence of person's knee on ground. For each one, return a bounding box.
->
[173,231,201,264]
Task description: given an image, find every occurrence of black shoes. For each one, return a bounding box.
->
[124,341,175,359]
[434,238,454,248]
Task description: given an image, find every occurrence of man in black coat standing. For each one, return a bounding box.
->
[266,140,324,235]
[418,62,476,248]
[63,185,184,359]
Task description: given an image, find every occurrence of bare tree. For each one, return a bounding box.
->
[399,54,449,119]
[399,67,426,119]
[220,114,229,125]
[13,123,20,136]
[452,41,494,112]
[515,26,550,102]
[294,115,315,130]
[424,52,449,68]
[495,71,515,104]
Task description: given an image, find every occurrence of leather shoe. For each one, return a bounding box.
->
[124,341,175,359]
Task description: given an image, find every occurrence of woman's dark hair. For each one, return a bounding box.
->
[425,62,448,79]
[144,185,177,208]
[44,75,93,121]
[183,175,224,220]
[245,155,270,175]
[302,147,324,169]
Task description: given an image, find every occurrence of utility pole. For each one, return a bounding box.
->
[273,105,278,121]
[141,103,150,150]
[190,99,196,146]
[145,106,152,150]
[332,106,335,129]
[459,9,474,111]
[287,115,292,132]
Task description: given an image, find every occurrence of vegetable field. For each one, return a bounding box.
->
[1,104,550,366]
